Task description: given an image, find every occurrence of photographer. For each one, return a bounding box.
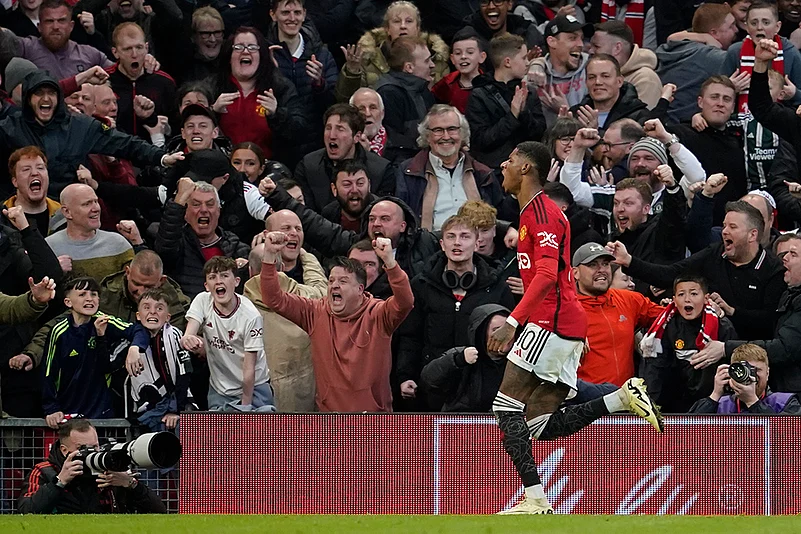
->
[17,419,166,514]
[689,345,801,415]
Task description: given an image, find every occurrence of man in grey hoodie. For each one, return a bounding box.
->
[656,3,738,123]
[528,14,589,127]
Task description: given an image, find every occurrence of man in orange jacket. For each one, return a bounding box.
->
[573,242,664,386]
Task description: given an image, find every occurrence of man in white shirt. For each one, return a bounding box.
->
[397,104,511,231]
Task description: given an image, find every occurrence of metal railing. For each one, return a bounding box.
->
[0,418,178,514]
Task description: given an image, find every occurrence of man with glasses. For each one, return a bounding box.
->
[398,104,514,231]
[108,22,177,139]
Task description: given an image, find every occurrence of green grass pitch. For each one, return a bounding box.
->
[1,515,800,533]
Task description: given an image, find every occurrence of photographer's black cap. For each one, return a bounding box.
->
[185,149,232,182]
[544,14,586,37]
[181,103,217,126]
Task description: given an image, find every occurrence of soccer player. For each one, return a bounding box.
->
[181,257,273,412]
[487,141,664,514]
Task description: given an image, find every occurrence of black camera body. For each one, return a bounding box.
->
[729,361,758,385]
[75,432,182,475]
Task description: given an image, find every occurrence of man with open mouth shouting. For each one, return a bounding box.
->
[108,22,177,140]
[260,230,414,412]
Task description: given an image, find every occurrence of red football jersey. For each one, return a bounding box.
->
[512,191,587,340]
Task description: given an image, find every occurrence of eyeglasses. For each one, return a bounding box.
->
[232,44,260,52]
[557,136,575,145]
[197,30,224,39]
[427,126,461,136]
[480,0,507,5]
[599,140,632,149]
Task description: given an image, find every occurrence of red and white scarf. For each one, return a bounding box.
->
[738,35,784,115]
[369,126,387,157]
[601,0,645,46]
[639,302,720,359]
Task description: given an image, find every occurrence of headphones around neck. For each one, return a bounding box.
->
[442,269,477,291]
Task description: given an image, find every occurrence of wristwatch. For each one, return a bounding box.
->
[663,134,680,149]
[55,476,67,489]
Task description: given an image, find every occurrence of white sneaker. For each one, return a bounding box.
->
[497,496,554,515]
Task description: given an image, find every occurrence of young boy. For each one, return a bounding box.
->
[723,1,801,116]
[640,276,736,413]
[465,33,546,169]
[42,277,148,428]
[432,28,487,113]
[126,287,194,432]
[181,257,273,412]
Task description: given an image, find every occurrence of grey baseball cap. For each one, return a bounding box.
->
[572,242,615,267]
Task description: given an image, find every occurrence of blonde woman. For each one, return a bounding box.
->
[336,1,449,101]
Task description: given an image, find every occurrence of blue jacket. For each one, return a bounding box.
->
[42,314,149,418]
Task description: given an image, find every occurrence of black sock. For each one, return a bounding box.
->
[537,397,608,441]
[495,410,541,487]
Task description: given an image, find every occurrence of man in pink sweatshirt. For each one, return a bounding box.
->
[260,232,414,412]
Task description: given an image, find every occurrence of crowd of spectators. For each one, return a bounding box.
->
[2,0,801,432]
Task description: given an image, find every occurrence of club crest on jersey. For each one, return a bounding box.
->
[517,252,531,269]
[519,225,527,242]
[675,339,685,350]
[537,231,559,249]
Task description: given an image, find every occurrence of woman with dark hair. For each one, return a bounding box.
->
[545,116,581,165]
[210,27,305,163]
[178,82,215,113]
[231,141,266,184]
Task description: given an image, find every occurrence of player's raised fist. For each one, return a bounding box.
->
[372,237,396,269]
[755,38,779,62]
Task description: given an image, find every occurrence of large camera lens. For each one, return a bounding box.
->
[728,362,754,384]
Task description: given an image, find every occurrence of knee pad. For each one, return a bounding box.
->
[492,391,526,414]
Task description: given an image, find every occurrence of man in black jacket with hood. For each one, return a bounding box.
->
[18,418,166,514]
[421,303,511,412]
[396,214,515,405]
[0,70,183,197]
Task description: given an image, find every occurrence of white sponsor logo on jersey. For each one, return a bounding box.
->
[537,231,559,249]
[517,252,531,270]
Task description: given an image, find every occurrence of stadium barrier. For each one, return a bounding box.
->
[179,413,800,515]
[0,418,178,514]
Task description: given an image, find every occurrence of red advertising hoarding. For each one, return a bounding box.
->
[178,413,800,515]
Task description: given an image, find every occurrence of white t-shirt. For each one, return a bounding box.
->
[186,292,269,396]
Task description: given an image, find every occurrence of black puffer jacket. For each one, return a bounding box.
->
[17,439,166,514]
[262,187,440,280]
[569,82,669,132]
[466,74,547,169]
[0,71,165,197]
[420,303,510,412]
[154,200,250,298]
[396,251,516,388]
